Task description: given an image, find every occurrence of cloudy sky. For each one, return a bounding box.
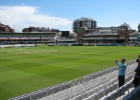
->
[0,0,140,32]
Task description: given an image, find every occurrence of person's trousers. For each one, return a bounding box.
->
[118,75,125,87]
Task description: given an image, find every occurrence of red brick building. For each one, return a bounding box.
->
[0,23,15,32]
[22,26,60,32]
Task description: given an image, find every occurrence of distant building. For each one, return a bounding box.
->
[129,31,140,44]
[0,23,15,32]
[117,23,135,43]
[56,31,77,45]
[0,31,77,46]
[73,18,136,44]
[78,27,119,45]
[73,17,97,33]
[119,23,131,30]
[77,22,135,45]
[22,26,60,32]
[0,32,58,44]
[138,23,140,32]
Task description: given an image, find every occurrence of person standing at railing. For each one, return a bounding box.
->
[133,55,140,88]
[115,59,127,87]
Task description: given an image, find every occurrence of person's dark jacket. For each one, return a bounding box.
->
[135,66,140,76]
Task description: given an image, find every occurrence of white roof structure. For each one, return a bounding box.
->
[85,31,118,36]
[129,31,140,36]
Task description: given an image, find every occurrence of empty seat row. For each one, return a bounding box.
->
[39,71,118,100]
[83,74,134,100]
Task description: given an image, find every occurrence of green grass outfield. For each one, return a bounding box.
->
[0,46,139,100]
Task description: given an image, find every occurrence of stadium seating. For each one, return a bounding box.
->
[20,36,29,40]
[28,36,40,39]
[0,33,58,45]
[8,60,137,100]
[122,84,140,100]
[0,36,9,40]
[8,36,20,40]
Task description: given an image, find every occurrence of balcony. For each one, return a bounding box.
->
[57,38,76,42]
[82,37,117,40]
